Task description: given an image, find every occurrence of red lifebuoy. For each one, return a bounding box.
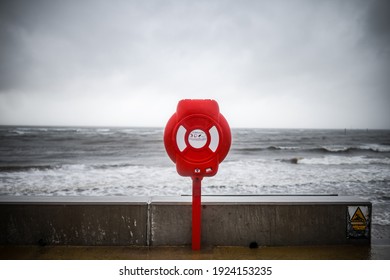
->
[164,99,231,178]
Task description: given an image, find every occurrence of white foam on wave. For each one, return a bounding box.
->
[96,128,112,134]
[321,146,350,152]
[0,163,189,196]
[360,144,390,153]
[1,157,389,196]
[274,146,300,150]
[299,156,390,165]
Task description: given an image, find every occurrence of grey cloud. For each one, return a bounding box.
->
[0,0,389,128]
[364,0,390,48]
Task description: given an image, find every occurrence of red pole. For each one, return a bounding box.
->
[192,176,202,250]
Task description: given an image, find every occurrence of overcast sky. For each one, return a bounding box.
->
[0,0,389,129]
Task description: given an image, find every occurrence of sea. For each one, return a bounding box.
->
[0,126,389,227]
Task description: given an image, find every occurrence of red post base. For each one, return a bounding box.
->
[192,177,202,250]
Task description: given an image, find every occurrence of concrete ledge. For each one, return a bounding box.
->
[152,195,369,205]
[0,196,371,246]
[150,196,371,246]
[0,197,148,246]
[0,196,149,205]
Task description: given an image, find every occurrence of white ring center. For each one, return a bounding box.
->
[188,129,207,149]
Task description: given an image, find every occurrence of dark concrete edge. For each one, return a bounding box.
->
[0,196,150,205]
[0,195,372,206]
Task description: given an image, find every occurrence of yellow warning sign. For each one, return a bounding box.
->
[350,207,367,231]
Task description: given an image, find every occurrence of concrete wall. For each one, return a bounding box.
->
[0,197,148,246]
[0,196,371,246]
[150,196,371,246]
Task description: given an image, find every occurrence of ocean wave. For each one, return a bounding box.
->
[236,145,390,154]
[91,163,139,169]
[233,146,300,152]
[298,156,390,165]
[268,146,300,151]
[359,144,390,153]
[0,165,60,172]
[319,145,390,153]
[234,147,265,152]
[0,162,143,173]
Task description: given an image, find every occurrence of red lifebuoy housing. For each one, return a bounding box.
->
[164,99,231,178]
